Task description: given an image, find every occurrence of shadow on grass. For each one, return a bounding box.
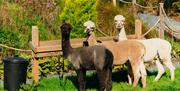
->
[63,69,129,90]
[56,68,168,90]
[146,69,158,76]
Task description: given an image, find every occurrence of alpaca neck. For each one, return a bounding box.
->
[118,27,127,41]
[61,35,73,58]
[87,32,97,46]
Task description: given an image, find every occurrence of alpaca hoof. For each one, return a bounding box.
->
[143,86,146,88]
[128,82,132,85]
[154,77,160,82]
[171,78,175,81]
[154,79,158,82]
[132,85,136,88]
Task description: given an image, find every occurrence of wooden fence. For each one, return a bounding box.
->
[29,20,142,82]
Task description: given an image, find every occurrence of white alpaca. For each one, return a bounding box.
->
[114,15,127,41]
[114,15,175,81]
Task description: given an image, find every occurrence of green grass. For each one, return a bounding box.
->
[1,68,180,91]
[36,68,180,91]
[0,86,3,91]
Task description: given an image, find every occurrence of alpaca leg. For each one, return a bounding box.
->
[163,58,175,80]
[139,61,147,88]
[126,62,133,85]
[154,59,165,81]
[76,69,86,91]
[131,61,141,87]
[128,74,132,85]
[106,67,112,91]
[97,69,107,91]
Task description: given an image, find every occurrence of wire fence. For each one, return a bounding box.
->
[141,19,160,37]
[161,6,180,33]
[0,44,31,52]
[118,0,180,39]
[135,3,158,9]
[119,0,158,9]
[119,0,132,4]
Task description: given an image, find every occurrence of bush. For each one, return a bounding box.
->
[59,0,97,38]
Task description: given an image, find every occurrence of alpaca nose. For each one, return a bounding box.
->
[84,28,89,33]
[116,21,123,28]
[116,24,122,28]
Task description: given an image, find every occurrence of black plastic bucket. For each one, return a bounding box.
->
[3,55,29,91]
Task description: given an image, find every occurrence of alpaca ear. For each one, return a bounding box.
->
[68,24,72,30]
[60,25,64,30]
[60,20,66,30]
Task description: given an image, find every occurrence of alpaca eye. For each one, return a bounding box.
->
[69,27,72,30]
[115,21,118,24]
[90,27,94,30]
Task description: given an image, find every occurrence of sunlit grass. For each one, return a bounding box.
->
[36,68,180,91]
[0,68,179,91]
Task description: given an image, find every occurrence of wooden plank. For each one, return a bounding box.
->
[32,52,39,82]
[159,3,165,39]
[34,37,116,46]
[30,36,137,53]
[29,37,113,52]
[135,20,142,39]
[29,42,36,52]
[32,26,39,47]
[31,43,83,53]
[39,40,60,46]
[98,36,114,41]
[113,0,116,7]
[38,39,84,46]
[34,51,62,57]
[31,26,39,82]
[35,45,61,52]
[127,34,136,39]
[132,0,137,18]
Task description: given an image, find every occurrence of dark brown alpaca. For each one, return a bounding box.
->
[60,22,113,91]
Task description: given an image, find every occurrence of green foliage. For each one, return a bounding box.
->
[97,0,138,36]
[0,61,3,80]
[97,0,117,36]
[165,37,180,58]
[0,0,62,50]
[59,0,97,38]
[19,82,39,91]
[38,57,61,76]
[0,27,22,48]
[0,1,64,79]
[38,57,73,78]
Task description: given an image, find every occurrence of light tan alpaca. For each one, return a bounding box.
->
[114,15,175,81]
[84,21,147,88]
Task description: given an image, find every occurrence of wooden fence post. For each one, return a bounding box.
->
[159,3,165,39]
[135,19,142,39]
[113,0,116,7]
[32,26,39,82]
[32,26,39,47]
[132,0,137,18]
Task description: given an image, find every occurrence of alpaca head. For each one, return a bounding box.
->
[60,22,73,57]
[114,15,125,31]
[83,20,95,35]
[60,22,72,38]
